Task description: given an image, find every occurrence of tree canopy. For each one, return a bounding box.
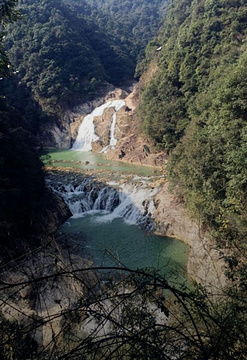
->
[2,0,170,123]
[0,0,45,249]
[138,0,247,297]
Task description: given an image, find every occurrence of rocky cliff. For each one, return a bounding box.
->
[0,238,97,352]
[37,80,167,168]
[153,181,227,292]
[37,83,130,149]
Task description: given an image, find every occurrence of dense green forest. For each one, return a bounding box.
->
[2,0,134,121]
[0,0,45,248]
[137,1,247,355]
[1,0,169,131]
[139,0,247,255]
[89,0,170,62]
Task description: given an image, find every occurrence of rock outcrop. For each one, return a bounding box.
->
[153,181,227,293]
[0,238,97,351]
[89,83,168,167]
[37,187,72,235]
[37,83,131,149]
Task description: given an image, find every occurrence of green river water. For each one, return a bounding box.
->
[44,149,160,175]
[45,149,188,283]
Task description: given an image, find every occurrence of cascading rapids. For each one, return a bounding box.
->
[47,176,157,231]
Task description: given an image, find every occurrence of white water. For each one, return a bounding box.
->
[95,182,158,228]
[48,176,159,231]
[100,112,118,153]
[72,100,125,151]
[109,113,118,147]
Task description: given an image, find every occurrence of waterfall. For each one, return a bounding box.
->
[47,176,157,231]
[95,183,157,230]
[72,100,125,151]
[109,113,117,147]
[100,112,118,153]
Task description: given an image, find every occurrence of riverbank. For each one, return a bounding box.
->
[0,163,226,357]
[45,164,226,293]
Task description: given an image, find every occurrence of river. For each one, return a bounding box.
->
[44,99,188,283]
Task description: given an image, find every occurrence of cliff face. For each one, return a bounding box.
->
[153,181,227,292]
[0,185,86,353]
[37,81,167,168]
[36,83,125,149]
[37,188,72,235]
[89,82,167,167]
[1,238,97,350]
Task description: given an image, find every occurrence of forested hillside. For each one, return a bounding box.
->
[0,1,45,254]
[90,0,170,62]
[139,0,247,285]
[1,0,169,134]
[2,0,134,122]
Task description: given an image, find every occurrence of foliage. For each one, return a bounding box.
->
[3,0,135,114]
[0,0,20,77]
[89,0,170,64]
[1,0,247,357]
[139,0,247,241]
[1,0,171,127]
[0,0,46,251]
[0,98,45,242]
[139,0,247,150]
[138,4,247,347]
[0,0,19,23]
[0,263,247,359]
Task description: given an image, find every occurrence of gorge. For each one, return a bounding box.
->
[44,94,188,281]
[1,0,247,358]
[44,85,225,292]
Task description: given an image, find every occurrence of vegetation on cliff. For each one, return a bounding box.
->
[0,0,71,253]
[2,0,133,121]
[0,1,41,242]
[90,0,170,62]
[139,2,247,354]
[139,0,247,249]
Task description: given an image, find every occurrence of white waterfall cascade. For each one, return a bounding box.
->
[72,100,125,151]
[48,176,159,231]
[109,113,118,147]
[100,112,118,153]
[95,182,158,229]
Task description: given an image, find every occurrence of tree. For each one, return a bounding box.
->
[0,251,246,359]
[0,0,20,77]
